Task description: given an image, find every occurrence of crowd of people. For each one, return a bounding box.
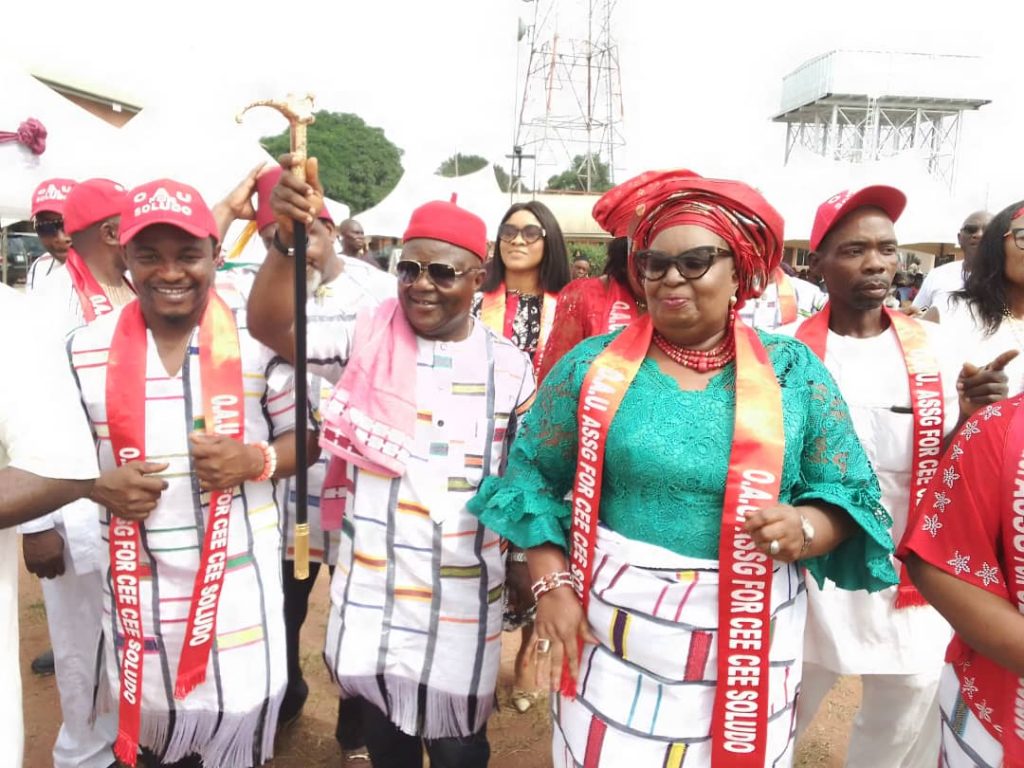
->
[2,154,1024,768]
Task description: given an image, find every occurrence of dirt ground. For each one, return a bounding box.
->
[19,562,858,767]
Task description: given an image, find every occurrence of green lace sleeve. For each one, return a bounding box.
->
[469,336,607,549]
[771,335,898,592]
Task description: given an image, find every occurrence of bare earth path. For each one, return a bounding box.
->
[19,563,856,767]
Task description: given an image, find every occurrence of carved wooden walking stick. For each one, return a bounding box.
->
[237,94,316,580]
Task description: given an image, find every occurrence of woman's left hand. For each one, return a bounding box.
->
[744,504,806,563]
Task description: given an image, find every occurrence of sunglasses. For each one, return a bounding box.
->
[34,218,66,237]
[961,224,985,236]
[396,259,482,288]
[498,223,545,244]
[635,246,733,281]
[1005,229,1024,250]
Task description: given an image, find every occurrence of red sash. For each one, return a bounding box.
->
[480,286,557,368]
[603,278,640,332]
[774,268,797,325]
[565,314,785,767]
[796,304,942,607]
[106,292,244,765]
[65,248,115,322]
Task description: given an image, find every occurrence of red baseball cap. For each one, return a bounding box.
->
[63,178,128,235]
[255,166,333,232]
[809,185,907,252]
[403,195,487,260]
[119,179,220,245]
[31,178,77,217]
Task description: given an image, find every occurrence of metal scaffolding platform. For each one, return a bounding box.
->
[772,51,989,189]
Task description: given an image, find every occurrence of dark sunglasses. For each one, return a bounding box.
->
[960,224,985,236]
[635,246,733,281]
[34,218,66,237]
[396,259,482,288]
[498,223,545,244]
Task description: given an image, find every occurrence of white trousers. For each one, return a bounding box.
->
[40,568,117,768]
[796,661,941,768]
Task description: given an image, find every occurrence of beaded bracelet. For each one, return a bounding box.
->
[531,571,573,602]
[253,441,278,482]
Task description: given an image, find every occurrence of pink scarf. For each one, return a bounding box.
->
[320,298,417,528]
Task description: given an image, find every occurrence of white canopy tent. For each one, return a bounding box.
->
[758,148,974,250]
[0,66,122,222]
[357,163,508,237]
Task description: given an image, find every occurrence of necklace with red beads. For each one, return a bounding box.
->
[653,310,737,373]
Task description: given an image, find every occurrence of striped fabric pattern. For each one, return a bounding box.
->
[70,285,297,768]
[551,526,806,768]
[323,322,535,739]
[936,665,1001,768]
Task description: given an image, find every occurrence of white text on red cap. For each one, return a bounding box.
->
[134,187,194,218]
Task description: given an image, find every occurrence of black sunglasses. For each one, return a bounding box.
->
[635,246,733,281]
[498,223,545,244]
[34,218,65,237]
[396,259,482,288]
[960,224,985,236]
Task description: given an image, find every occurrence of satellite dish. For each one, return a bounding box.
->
[517,17,529,41]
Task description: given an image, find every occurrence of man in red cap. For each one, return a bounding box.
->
[68,178,314,768]
[247,156,536,768]
[779,186,1014,767]
[26,177,76,291]
[34,177,135,330]
[21,176,136,768]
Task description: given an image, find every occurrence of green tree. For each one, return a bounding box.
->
[261,111,403,214]
[493,164,511,193]
[436,153,489,177]
[546,153,613,193]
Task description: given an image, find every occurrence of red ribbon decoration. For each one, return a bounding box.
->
[0,118,47,155]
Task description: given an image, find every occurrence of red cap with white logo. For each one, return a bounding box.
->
[809,185,907,252]
[31,178,77,217]
[63,178,128,235]
[119,179,220,245]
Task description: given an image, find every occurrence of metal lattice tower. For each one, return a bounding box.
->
[511,0,625,193]
[772,51,989,190]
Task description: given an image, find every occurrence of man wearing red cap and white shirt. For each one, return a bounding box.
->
[69,179,312,768]
[20,176,136,768]
[26,177,76,291]
[247,157,535,768]
[34,177,135,331]
[778,186,1013,767]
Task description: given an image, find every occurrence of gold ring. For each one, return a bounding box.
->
[535,638,552,654]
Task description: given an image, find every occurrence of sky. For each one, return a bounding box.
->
[4,0,1021,213]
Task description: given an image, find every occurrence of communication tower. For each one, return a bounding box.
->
[511,0,625,194]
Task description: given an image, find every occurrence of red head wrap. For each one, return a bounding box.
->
[593,170,785,306]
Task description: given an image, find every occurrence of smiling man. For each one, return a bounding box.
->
[247,157,535,768]
[780,186,1013,768]
[68,179,311,768]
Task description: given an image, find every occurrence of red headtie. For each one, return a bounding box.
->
[593,170,785,305]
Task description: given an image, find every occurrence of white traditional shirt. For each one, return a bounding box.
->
[280,258,396,565]
[26,252,65,292]
[739,274,826,330]
[307,313,535,738]
[779,318,958,673]
[0,284,99,768]
[912,260,966,310]
[69,288,300,768]
[935,293,1024,398]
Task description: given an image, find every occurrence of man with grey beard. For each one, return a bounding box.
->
[251,167,395,760]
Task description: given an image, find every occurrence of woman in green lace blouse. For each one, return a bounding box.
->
[469,171,896,768]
